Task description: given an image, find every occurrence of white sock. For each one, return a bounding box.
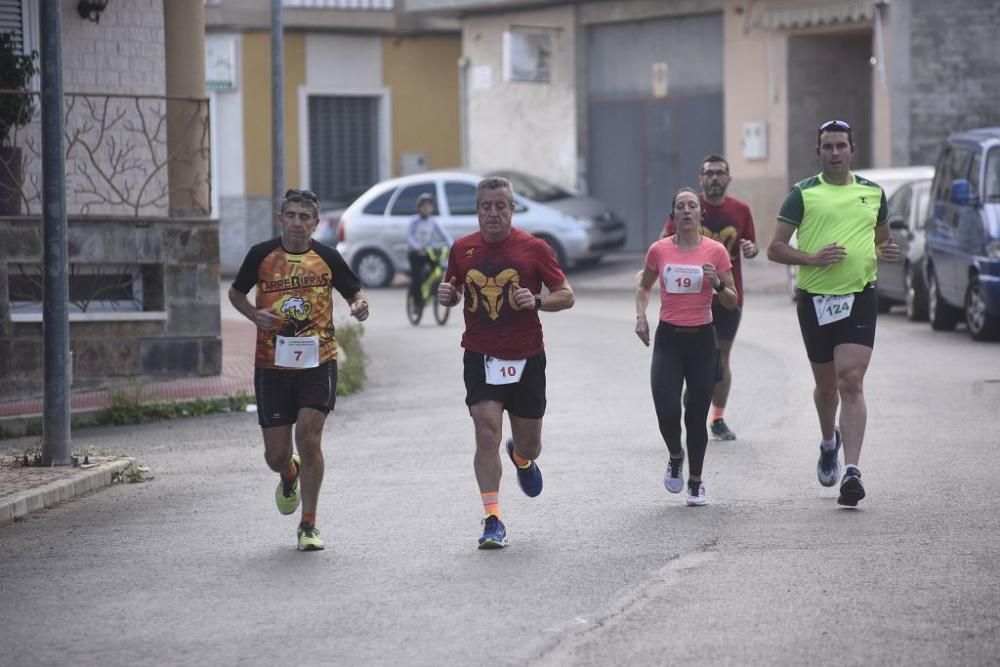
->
[820,436,837,451]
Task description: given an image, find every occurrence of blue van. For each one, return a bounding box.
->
[924,128,1000,340]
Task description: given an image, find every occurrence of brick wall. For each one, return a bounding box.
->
[61,0,165,96]
[908,0,1000,164]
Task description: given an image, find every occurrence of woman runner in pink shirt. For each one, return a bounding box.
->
[635,188,738,506]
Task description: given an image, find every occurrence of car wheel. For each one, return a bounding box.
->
[353,250,394,288]
[965,275,1000,341]
[927,267,960,331]
[534,234,567,268]
[905,265,928,322]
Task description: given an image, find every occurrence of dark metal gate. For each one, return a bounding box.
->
[586,13,724,251]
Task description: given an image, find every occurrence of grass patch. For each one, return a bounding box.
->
[336,321,367,396]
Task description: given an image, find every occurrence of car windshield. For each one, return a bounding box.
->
[491,171,571,203]
[985,148,1000,201]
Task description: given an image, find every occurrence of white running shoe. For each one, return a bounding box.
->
[686,482,707,506]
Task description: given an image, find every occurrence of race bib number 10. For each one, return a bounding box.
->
[485,356,527,385]
[663,264,704,294]
[813,294,855,326]
[275,335,320,368]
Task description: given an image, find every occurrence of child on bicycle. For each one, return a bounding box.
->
[407,193,453,307]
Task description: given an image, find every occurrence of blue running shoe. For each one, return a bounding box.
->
[478,514,509,549]
[507,439,543,497]
[817,427,842,487]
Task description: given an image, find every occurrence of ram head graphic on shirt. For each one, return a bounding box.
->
[465,268,524,320]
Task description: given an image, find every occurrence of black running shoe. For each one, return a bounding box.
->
[837,467,866,507]
[710,418,737,440]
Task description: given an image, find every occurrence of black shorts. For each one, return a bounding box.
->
[463,350,547,419]
[711,302,742,342]
[254,360,338,427]
[796,284,878,364]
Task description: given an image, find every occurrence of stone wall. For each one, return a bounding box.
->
[0,216,221,401]
[907,0,1000,164]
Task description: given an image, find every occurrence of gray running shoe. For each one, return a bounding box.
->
[663,454,685,494]
[710,418,737,440]
[817,428,842,487]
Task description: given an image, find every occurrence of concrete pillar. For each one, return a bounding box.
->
[164,0,209,216]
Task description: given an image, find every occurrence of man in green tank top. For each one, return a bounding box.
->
[767,120,900,508]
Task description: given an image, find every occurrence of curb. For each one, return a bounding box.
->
[0,458,135,527]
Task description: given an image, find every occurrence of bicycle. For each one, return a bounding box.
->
[406,246,450,326]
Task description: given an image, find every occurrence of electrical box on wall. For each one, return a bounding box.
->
[401,152,428,176]
[742,121,768,161]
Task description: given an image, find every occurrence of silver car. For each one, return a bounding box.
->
[328,169,627,287]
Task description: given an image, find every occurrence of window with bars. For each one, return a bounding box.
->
[308,95,380,208]
[0,0,24,52]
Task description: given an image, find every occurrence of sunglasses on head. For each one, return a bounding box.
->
[819,120,851,132]
[283,188,318,203]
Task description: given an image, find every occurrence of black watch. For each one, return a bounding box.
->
[535,295,543,310]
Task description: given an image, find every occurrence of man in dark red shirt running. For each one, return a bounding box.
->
[662,155,758,440]
[438,176,575,549]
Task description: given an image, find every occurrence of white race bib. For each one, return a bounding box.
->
[484,356,527,385]
[663,264,704,294]
[274,335,320,368]
[813,294,855,326]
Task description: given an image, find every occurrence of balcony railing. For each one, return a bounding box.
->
[0,91,211,218]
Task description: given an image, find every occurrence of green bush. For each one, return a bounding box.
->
[336,322,367,396]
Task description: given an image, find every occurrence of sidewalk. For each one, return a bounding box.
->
[1,294,257,527]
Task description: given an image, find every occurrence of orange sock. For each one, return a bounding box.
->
[481,492,501,518]
[511,449,532,468]
[300,512,316,526]
[710,405,725,421]
[281,458,298,481]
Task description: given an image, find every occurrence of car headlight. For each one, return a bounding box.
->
[988,240,1000,259]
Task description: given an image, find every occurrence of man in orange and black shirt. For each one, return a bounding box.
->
[438,176,575,549]
[229,189,369,552]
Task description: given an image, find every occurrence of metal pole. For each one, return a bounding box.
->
[40,0,71,465]
[271,0,284,235]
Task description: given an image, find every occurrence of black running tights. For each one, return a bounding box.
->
[650,323,719,478]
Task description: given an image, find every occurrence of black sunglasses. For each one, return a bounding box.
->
[283,188,318,203]
[819,120,851,132]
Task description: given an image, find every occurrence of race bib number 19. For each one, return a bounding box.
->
[813,294,855,326]
[485,356,527,385]
[663,264,704,294]
[275,335,320,368]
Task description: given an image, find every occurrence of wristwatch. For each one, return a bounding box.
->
[535,295,543,310]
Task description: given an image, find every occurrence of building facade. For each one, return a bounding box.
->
[0,0,220,402]
[205,0,462,274]
[407,0,1000,250]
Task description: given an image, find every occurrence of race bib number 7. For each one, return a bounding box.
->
[663,264,704,294]
[275,335,320,368]
[813,294,855,326]
[485,356,527,385]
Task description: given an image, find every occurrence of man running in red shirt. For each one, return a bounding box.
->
[438,176,575,549]
[662,155,758,440]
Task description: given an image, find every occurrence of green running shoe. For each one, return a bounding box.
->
[297,523,325,551]
[275,454,301,515]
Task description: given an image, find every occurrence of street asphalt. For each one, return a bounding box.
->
[1,255,998,665]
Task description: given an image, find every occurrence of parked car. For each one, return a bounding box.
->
[924,127,1000,340]
[311,208,343,247]
[873,169,935,320]
[331,170,627,287]
[783,166,935,302]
